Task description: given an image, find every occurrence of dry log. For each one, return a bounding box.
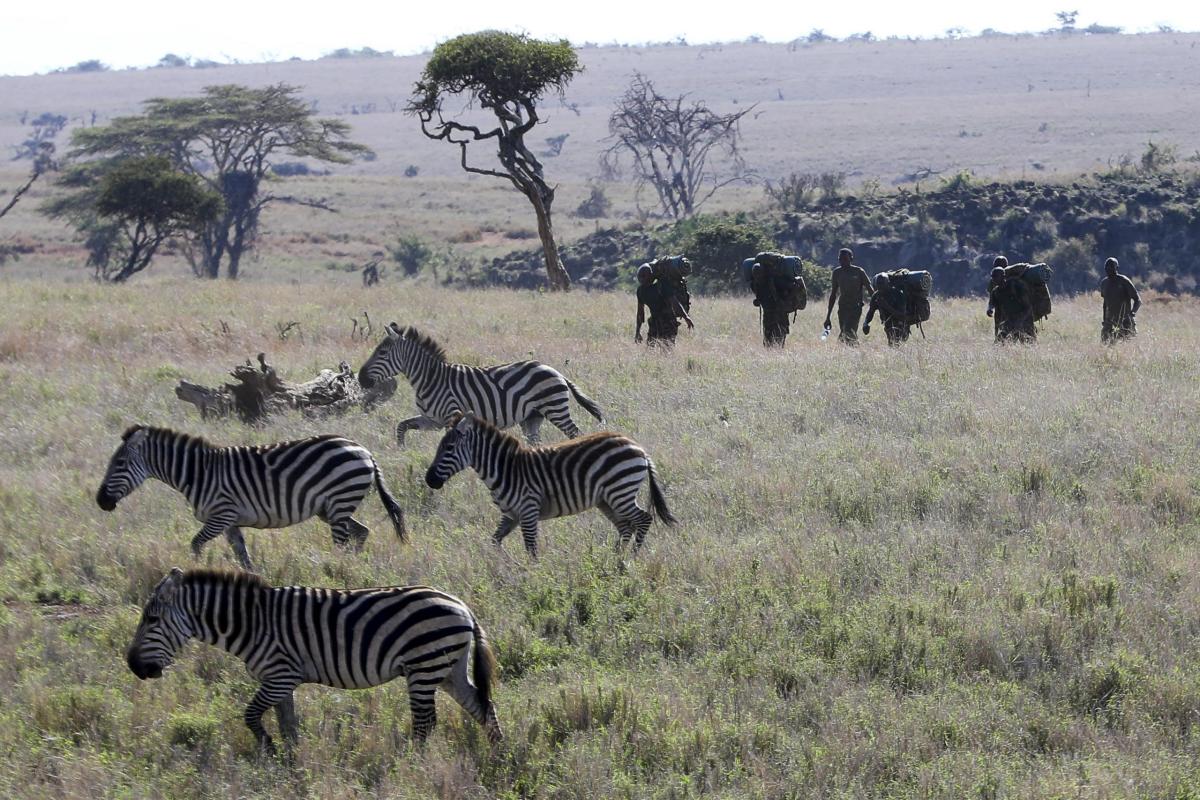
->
[175,352,396,424]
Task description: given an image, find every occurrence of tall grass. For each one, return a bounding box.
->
[0,278,1197,798]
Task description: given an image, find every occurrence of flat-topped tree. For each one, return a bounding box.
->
[409,31,581,291]
[62,83,370,279]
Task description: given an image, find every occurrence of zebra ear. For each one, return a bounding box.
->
[386,322,402,339]
[125,427,149,449]
[454,413,474,432]
[446,411,464,429]
[121,424,144,442]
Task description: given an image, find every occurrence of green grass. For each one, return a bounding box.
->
[0,278,1198,798]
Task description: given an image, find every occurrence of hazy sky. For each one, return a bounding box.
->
[2,0,1196,76]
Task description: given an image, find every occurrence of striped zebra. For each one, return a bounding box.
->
[425,412,677,558]
[357,323,603,445]
[96,426,406,571]
[126,568,502,753]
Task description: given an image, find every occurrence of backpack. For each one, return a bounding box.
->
[878,268,932,322]
[647,256,692,315]
[750,252,808,313]
[1004,262,1053,320]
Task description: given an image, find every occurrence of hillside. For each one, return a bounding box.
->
[3,33,1200,184]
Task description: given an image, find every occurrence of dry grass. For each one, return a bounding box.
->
[0,277,1197,797]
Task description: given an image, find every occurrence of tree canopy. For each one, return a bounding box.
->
[409,32,581,290]
[57,83,370,279]
[91,156,221,282]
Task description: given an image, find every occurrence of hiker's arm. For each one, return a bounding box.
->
[863,297,878,326]
[863,271,876,298]
[824,280,838,324]
[635,301,645,342]
[672,296,694,329]
[1130,281,1142,315]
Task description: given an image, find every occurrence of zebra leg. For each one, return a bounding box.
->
[443,653,501,743]
[630,506,654,552]
[346,518,370,551]
[519,413,545,444]
[492,515,517,547]
[396,415,441,446]
[275,694,300,747]
[544,407,582,439]
[406,676,439,747]
[328,515,368,551]
[225,526,254,571]
[518,510,542,560]
[597,502,625,549]
[244,682,296,756]
[191,516,237,561]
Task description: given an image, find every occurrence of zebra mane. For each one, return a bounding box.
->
[394,325,448,363]
[132,426,213,449]
[467,414,527,452]
[181,568,271,592]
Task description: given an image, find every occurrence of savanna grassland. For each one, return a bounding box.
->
[0,279,1198,798]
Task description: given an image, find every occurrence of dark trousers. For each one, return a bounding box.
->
[762,306,790,347]
[838,303,863,344]
[647,315,678,347]
[1101,316,1136,343]
[883,317,911,346]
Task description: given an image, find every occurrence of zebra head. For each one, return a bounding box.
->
[425,413,475,489]
[358,322,408,389]
[127,568,193,680]
[97,426,151,511]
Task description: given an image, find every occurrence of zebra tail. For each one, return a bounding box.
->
[472,618,498,710]
[566,379,604,422]
[648,460,678,527]
[372,462,408,542]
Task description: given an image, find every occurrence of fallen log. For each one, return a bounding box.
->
[175,352,396,424]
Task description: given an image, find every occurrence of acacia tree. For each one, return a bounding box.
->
[91,156,221,282]
[408,31,581,291]
[61,84,369,279]
[603,73,755,220]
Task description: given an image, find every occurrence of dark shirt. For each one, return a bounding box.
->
[1100,274,1140,323]
[865,285,907,324]
[831,265,873,307]
[637,282,674,319]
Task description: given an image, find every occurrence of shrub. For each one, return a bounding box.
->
[387,234,433,276]
[572,185,611,219]
[668,214,773,293]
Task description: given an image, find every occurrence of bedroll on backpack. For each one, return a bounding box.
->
[1004,262,1053,320]
[878,268,933,322]
[648,256,693,315]
[748,253,807,313]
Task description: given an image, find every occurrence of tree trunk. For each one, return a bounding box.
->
[175,353,397,424]
[528,188,571,291]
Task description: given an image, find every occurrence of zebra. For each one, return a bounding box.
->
[425,412,677,558]
[357,323,604,446]
[126,568,502,753]
[96,425,406,571]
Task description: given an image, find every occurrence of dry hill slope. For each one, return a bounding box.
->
[2,33,1200,184]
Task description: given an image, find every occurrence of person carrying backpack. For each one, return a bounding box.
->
[1099,257,1141,343]
[747,252,808,347]
[635,263,693,347]
[862,273,911,345]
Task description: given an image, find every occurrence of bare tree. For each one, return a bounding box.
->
[603,73,755,220]
[1,115,63,221]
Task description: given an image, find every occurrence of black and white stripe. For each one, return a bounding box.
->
[357,324,603,445]
[96,426,406,570]
[126,568,501,752]
[425,413,677,558]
